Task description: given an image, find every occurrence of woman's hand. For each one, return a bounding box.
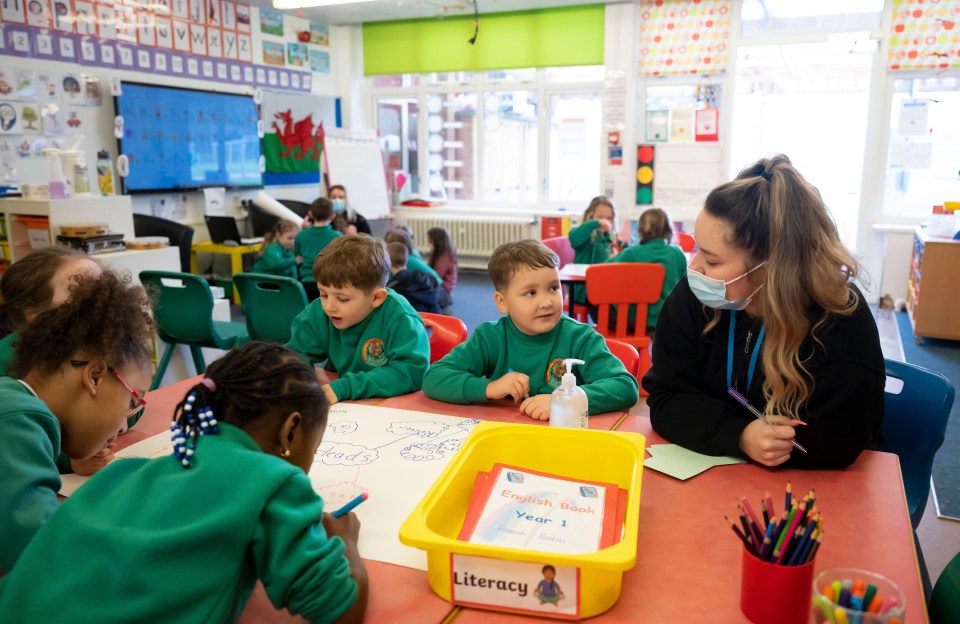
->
[738,416,797,467]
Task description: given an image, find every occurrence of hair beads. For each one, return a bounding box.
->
[171,388,220,469]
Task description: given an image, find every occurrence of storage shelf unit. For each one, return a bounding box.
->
[907,227,960,342]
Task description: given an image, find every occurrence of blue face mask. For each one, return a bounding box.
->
[687,261,766,311]
[331,198,346,214]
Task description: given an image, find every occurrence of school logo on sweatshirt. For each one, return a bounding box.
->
[361,338,388,367]
[545,358,565,388]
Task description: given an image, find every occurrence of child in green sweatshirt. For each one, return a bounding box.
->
[568,196,620,306]
[0,343,368,624]
[296,197,343,301]
[423,240,638,419]
[286,234,430,405]
[252,219,299,280]
[604,208,687,334]
[0,270,154,574]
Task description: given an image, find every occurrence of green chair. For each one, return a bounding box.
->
[882,359,955,528]
[140,270,250,390]
[233,273,308,344]
[931,551,960,624]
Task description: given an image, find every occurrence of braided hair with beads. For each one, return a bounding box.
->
[170,341,327,468]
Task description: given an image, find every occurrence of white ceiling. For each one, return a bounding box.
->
[246,0,624,26]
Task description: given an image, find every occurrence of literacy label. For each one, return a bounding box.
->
[450,554,580,619]
[468,467,607,554]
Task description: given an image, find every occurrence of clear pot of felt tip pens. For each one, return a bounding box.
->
[811,568,905,624]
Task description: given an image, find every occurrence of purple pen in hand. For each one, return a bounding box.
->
[727,387,808,454]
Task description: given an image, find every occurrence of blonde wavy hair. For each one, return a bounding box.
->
[703,155,860,420]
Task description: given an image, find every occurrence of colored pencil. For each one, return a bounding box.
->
[765,490,776,517]
[725,515,758,556]
[785,481,792,510]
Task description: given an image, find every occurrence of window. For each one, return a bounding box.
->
[883,77,960,220]
[740,0,884,37]
[368,67,603,205]
[730,41,876,248]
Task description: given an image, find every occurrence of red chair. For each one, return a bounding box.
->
[542,236,575,267]
[419,312,468,364]
[605,338,640,383]
[586,263,666,396]
[543,236,590,323]
[676,232,696,253]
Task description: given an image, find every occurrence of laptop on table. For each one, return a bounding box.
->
[204,216,263,246]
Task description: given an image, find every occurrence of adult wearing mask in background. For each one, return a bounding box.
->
[329,185,372,236]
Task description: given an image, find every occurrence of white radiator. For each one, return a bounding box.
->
[398,212,538,269]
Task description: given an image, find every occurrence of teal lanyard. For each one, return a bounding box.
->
[727,310,766,391]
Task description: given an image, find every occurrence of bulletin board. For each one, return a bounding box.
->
[323,128,392,221]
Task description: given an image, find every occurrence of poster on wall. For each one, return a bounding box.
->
[259,8,283,36]
[51,0,74,32]
[310,22,328,45]
[171,0,188,20]
[26,0,51,28]
[237,32,252,61]
[235,2,250,32]
[262,41,284,66]
[74,1,97,36]
[155,17,173,48]
[222,29,237,59]
[96,5,118,39]
[220,0,234,29]
[1,0,27,24]
[286,42,306,67]
[0,103,24,134]
[309,49,329,73]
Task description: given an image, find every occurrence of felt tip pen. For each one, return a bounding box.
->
[332,493,368,518]
[727,387,808,453]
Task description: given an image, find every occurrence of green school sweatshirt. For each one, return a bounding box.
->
[607,239,688,330]
[286,289,430,401]
[251,242,298,280]
[294,225,342,283]
[0,332,15,377]
[569,220,615,304]
[0,423,357,623]
[422,315,638,415]
[392,255,441,288]
[0,377,62,574]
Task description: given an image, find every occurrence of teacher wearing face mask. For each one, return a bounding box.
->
[643,155,884,470]
[328,184,372,236]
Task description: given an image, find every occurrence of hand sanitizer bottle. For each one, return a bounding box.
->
[549,358,588,429]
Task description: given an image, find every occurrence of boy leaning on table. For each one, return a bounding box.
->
[286,234,430,405]
[423,239,638,419]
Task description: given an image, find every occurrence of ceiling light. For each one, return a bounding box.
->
[272,0,377,9]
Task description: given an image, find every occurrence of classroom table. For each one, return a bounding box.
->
[190,240,262,304]
[557,263,587,317]
[448,411,929,624]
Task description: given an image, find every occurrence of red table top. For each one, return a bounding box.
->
[451,413,928,624]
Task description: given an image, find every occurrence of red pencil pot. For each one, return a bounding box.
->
[740,546,815,624]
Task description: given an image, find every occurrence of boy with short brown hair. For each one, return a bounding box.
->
[287,234,430,404]
[423,240,638,419]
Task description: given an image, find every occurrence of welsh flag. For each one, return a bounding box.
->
[260,93,325,185]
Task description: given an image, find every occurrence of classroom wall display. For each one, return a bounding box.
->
[0,0,331,94]
[637,0,731,77]
[887,0,960,71]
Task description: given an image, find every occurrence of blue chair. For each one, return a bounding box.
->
[883,358,955,528]
[140,271,250,390]
[233,273,308,344]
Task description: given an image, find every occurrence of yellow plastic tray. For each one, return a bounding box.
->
[399,421,645,619]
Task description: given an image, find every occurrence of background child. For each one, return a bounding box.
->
[0,342,368,623]
[604,208,687,335]
[329,184,372,235]
[427,226,458,315]
[251,219,299,279]
[295,197,342,302]
[286,234,429,405]
[0,270,154,573]
[0,246,101,376]
[568,196,620,308]
[423,240,638,419]
[386,242,441,314]
[384,228,441,287]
